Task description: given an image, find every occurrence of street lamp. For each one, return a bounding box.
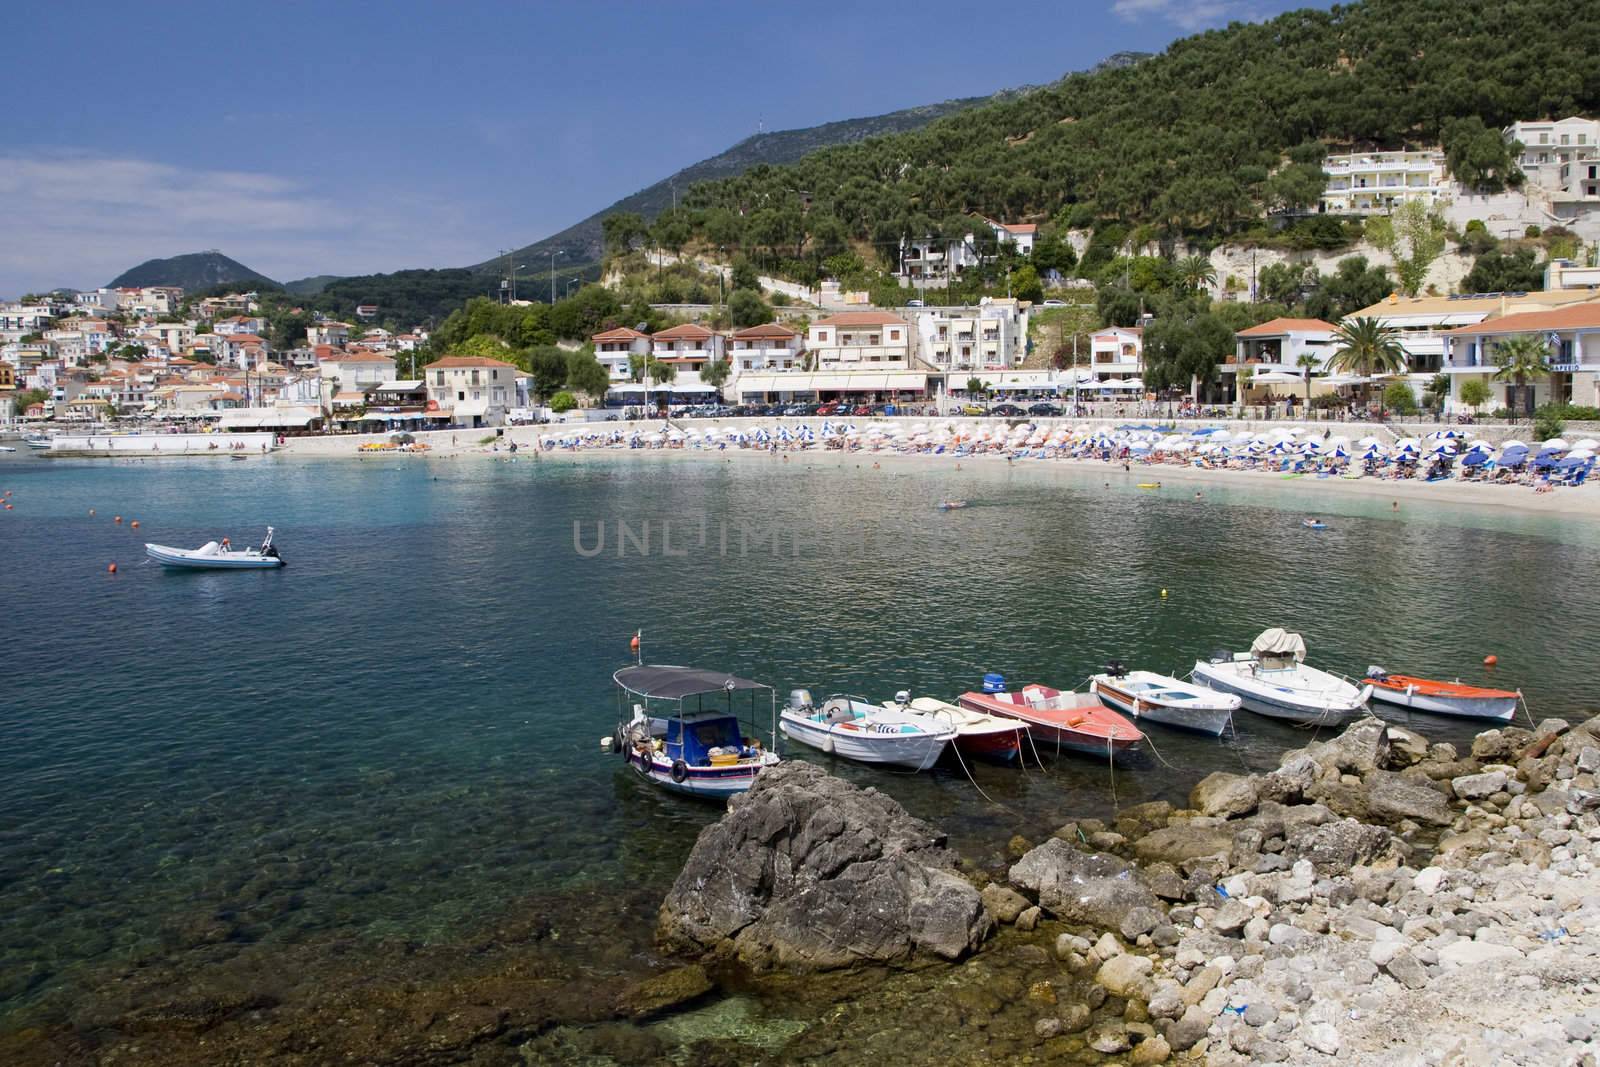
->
[566,279,579,299]
[550,250,565,304]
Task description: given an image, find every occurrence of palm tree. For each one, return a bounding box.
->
[1295,352,1318,412]
[1491,334,1551,420]
[1176,254,1217,293]
[1328,316,1405,416]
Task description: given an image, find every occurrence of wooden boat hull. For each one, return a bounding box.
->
[1090,675,1237,736]
[1191,660,1368,725]
[1367,677,1517,721]
[780,712,952,770]
[958,688,1141,757]
[623,747,774,798]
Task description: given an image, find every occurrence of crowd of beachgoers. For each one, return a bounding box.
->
[535,421,1598,489]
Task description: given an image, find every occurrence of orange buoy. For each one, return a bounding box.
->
[630,635,640,652]
[3,503,10,510]
[108,563,117,574]
[114,515,123,524]
[130,520,140,528]
[1483,655,1498,667]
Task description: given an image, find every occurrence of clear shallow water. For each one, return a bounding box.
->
[1,449,1597,1030]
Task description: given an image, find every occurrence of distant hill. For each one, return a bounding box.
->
[282,274,342,296]
[466,89,1049,284]
[108,251,277,291]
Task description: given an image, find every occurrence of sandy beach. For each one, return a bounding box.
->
[280,422,1600,522]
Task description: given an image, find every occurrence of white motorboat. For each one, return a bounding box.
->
[0,445,15,453]
[1191,629,1370,725]
[882,692,1028,764]
[610,662,781,800]
[781,690,956,771]
[145,527,285,569]
[1090,667,1240,735]
[23,433,52,449]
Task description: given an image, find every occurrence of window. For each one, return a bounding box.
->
[457,390,464,401]
[471,369,480,385]
[435,371,444,385]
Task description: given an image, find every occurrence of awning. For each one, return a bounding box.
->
[452,399,489,418]
[217,407,320,429]
[736,372,928,394]
[607,383,647,395]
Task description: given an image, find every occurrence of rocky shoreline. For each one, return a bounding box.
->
[656,714,1600,1065]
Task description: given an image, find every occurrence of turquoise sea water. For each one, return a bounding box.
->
[2,449,1597,1035]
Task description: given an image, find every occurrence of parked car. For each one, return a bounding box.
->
[815,401,843,416]
[1041,298,1067,306]
[990,404,1025,417]
[960,403,986,416]
[1028,402,1063,417]
[906,299,925,307]
[851,403,875,417]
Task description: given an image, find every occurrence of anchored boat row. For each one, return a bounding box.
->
[605,627,1522,800]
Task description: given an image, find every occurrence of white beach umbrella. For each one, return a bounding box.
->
[1542,438,1570,451]
[1571,438,1599,451]
[1501,439,1526,451]
[1568,448,1596,461]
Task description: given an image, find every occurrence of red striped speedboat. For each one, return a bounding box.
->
[1365,668,1519,721]
[958,682,1142,757]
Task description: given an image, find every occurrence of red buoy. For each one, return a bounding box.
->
[108,563,117,574]
[114,515,123,524]
[1483,654,1498,667]
[130,520,140,529]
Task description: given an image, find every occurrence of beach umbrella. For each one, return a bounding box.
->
[1569,448,1596,461]
[1542,438,1570,451]
[1571,438,1599,452]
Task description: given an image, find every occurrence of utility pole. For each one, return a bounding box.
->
[550,249,565,304]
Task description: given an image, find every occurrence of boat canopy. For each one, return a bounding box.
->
[614,664,771,701]
[1251,628,1307,663]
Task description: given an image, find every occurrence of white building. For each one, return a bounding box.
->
[807,312,912,370]
[307,322,352,347]
[647,324,728,399]
[423,355,524,427]
[899,234,984,283]
[1320,151,1450,215]
[984,219,1036,256]
[590,326,652,385]
[728,323,802,372]
[0,303,57,336]
[1088,327,1144,383]
[318,350,397,392]
[1506,117,1600,190]
[1445,302,1600,412]
[913,299,1030,372]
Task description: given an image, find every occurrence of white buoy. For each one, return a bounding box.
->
[599,736,614,753]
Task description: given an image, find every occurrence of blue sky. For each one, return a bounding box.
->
[0,0,1324,297]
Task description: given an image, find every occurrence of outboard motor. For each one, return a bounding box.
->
[893,689,911,707]
[1104,660,1127,679]
[1366,666,1388,681]
[981,672,1007,694]
[788,688,813,712]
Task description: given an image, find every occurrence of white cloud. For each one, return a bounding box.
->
[0,151,490,297]
[1110,0,1256,32]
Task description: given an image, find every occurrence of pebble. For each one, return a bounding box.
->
[1087,1021,1131,1054]
[1244,1001,1279,1027]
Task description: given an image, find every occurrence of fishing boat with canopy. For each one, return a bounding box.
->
[608,643,780,799]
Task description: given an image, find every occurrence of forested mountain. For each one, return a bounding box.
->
[109,251,276,291]
[670,0,1597,275]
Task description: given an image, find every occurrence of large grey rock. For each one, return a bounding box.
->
[1452,770,1508,801]
[657,761,990,969]
[1382,725,1431,768]
[1132,824,1235,865]
[1364,770,1454,826]
[1190,771,1261,818]
[1284,717,1389,778]
[1009,840,1163,928]
[1282,817,1402,876]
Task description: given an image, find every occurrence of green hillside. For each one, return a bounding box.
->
[108,251,277,291]
[677,0,1597,273]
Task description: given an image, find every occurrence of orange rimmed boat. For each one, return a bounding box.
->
[1365,668,1519,721]
[958,678,1143,757]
